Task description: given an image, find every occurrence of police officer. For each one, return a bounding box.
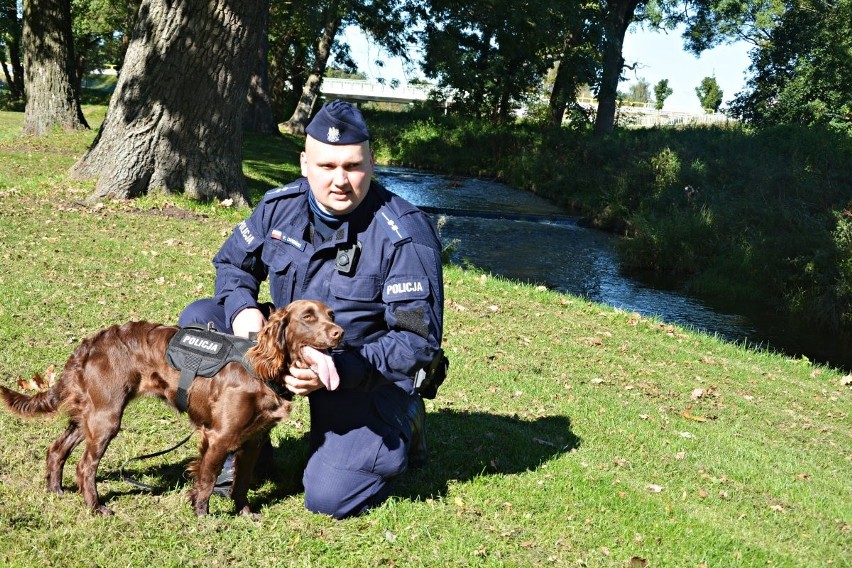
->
[178,100,444,519]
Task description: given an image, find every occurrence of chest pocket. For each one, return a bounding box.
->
[330,273,381,302]
[262,239,298,304]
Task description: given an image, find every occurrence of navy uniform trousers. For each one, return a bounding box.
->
[179,299,413,519]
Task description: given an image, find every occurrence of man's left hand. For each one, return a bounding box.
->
[284,346,340,396]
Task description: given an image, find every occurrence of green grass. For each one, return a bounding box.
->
[0,108,850,567]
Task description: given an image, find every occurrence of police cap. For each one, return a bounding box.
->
[305,100,370,145]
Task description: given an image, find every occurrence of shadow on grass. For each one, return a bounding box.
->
[101,409,578,512]
[393,409,579,502]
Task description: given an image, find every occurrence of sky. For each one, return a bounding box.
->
[340,24,754,115]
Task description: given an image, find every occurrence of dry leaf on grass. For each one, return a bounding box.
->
[681,406,708,422]
[16,365,56,392]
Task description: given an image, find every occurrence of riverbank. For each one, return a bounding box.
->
[366,109,852,340]
[0,107,849,565]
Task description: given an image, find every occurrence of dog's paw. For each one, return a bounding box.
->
[238,506,260,520]
[95,505,114,516]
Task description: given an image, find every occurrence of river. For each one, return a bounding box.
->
[376,166,852,372]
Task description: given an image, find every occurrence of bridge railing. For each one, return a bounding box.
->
[320,78,431,102]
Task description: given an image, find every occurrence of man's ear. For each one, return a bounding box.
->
[300,151,308,177]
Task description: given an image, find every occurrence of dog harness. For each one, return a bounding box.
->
[166,325,259,412]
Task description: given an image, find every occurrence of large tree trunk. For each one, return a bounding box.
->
[71,0,264,204]
[1,0,24,101]
[21,0,88,136]
[593,0,641,136]
[243,0,277,134]
[283,7,342,136]
[548,32,580,128]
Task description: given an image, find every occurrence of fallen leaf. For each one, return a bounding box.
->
[646,484,664,493]
[681,407,708,422]
[629,557,648,568]
[219,198,234,207]
[841,375,852,387]
[44,364,56,388]
[691,388,705,399]
[770,504,785,513]
[680,431,696,439]
[17,375,40,391]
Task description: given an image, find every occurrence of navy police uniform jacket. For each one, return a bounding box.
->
[212,178,444,396]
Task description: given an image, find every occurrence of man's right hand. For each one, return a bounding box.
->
[232,307,266,338]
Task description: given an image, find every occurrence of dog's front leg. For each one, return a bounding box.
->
[189,434,229,516]
[231,436,265,517]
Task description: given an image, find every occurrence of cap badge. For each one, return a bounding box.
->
[327,127,340,143]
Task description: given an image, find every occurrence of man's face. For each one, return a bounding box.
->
[301,136,374,216]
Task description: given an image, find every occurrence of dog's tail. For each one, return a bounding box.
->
[0,385,62,416]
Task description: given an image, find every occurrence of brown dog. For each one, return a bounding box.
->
[0,299,343,516]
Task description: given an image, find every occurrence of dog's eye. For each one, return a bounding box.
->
[302,313,316,321]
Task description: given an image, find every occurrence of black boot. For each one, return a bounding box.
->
[212,454,235,497]
[407,395,428,468]
[212,435,274,497]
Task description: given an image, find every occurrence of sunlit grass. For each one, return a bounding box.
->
[0,108,849,567]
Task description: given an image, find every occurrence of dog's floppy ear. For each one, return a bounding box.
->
[247,306,290,382]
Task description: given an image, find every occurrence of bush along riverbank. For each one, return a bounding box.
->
[368,109,852,339]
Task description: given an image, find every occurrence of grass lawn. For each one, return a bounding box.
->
[0,108,849,567]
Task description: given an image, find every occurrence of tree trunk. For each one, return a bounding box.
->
[1,0,24,101]
[243,0,277,134]
[593,0,641,136]
[548,32,579,128]
[70,0,265,204]
[284,7,342,136]
[21,0,88,136]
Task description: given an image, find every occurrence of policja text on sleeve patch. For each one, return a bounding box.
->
[383,277,430,302]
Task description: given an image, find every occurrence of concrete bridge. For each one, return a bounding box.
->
[319,79,733,126]
[320,78,431,104]
[575,96,735,127]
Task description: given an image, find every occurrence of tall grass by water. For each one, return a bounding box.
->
[0,107,849,566]
[368,109,852,336]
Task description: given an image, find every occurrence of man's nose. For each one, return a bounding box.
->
[332,167,348,187]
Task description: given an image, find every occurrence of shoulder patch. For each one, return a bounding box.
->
[236,220,257,246]
[383,276,430,302]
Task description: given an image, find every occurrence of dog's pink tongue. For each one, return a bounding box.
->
[301,346,340,391]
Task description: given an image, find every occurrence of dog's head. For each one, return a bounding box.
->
[248,300,344,382]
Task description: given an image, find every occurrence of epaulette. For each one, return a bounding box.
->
[376,205,412,247]
[263,180,306,203]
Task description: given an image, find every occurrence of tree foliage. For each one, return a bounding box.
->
[729,0,852,133]
[654,78,672,109]
[421,0,575,121]
[695,75,722,112]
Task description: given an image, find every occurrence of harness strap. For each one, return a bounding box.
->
[176,353,202,412]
